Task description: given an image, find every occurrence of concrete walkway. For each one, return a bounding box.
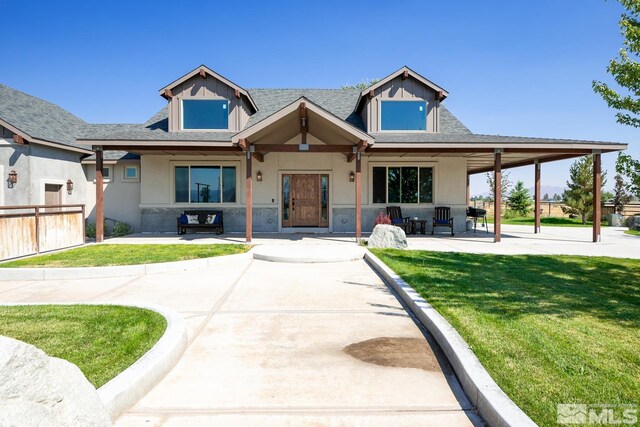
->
[0,254,481,426]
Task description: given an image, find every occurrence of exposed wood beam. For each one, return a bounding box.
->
[95,148,104,243]
[357,140,368,152]
[534,162,541,234]
[251,144,354,153]
[101,145,242,154]
[300,102,308,144]
[494,152,502,243]
[163,89,173,99]
[12,134,25,144]
[593,153,602,243]
[368,89,374,99]
[235,89,241,99]
[346,152,356,163]
[469,153,583,174]
[402,70,409,80]
[246,153,252,243]
[437,90,445,101]
[252,152,264,162]
[199,68,207,79]
[355,153,362,242]
[237,138,249,151]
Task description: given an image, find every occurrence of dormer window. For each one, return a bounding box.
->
[381,100,427,131]
[182,99,229,130]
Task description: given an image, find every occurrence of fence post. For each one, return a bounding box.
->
[34,206,40,254]
[81,205,86,243]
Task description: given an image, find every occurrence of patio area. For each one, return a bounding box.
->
[104,224,640,259]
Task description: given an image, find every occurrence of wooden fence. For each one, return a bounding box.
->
[0,204,85,261]
[472,201,640,219]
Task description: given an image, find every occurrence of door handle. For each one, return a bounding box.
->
[292,198,295,210]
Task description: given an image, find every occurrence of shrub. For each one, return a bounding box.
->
[85,223,96,238]
[112,222,133,237]
[374,212,391,226]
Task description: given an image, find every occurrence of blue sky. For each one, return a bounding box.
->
[2,0,638,194]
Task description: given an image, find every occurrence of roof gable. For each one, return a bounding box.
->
[355,66,449,112]
[159,65,257,112]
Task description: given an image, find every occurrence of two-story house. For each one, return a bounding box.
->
[77,65,626,242]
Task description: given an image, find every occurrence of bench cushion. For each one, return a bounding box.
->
[187,214,199,224]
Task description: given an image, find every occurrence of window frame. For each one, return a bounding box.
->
[171,162,239,205]
[93,165,112,183]
[378,99,428,133]
[123,164,139,182]
[180,98,230,131]
[370,163,436,205]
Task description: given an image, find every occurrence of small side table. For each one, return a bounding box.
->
[409,219,427,235]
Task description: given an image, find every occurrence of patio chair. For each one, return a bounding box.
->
[432,206,454,236]
[386,206,411,234]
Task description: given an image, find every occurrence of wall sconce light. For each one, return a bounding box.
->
[256,171,263,182]
[66,179,74,194]
[7,170,17,188]
[349,171,355,182]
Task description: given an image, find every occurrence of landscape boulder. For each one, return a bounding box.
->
[367,224,408,249]
[0,336,111,427]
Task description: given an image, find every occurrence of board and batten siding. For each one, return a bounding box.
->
[361,75,439,132]
[167,74,252,132]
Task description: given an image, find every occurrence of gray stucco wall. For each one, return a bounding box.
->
[141,207,278,233]
[0,139,87,207]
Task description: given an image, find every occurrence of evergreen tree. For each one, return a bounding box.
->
[562,156,607,224]
[508,180,533,216]
[543,193,549,201]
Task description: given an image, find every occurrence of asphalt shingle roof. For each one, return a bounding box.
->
[0,84,89,151]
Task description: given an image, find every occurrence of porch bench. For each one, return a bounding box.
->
[177,210,224,235]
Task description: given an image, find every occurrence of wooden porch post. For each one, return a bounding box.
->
[246,151,252,243]
[534,161,541,234]
[95,147,104,243]
[355,152,362,242]
[593,152,602,242]
[494,151,502,243]
[466,174,470,206]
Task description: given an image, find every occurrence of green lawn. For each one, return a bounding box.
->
[371,249,640,426]
[486,216,596,227]
[625,229,640,236]
[0,305,166,387]
[0,244,250,268]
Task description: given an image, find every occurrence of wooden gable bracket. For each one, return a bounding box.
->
[368,89,374,99]
[402,70,409,80]
[13,134,26,144]
[357,140,368,152]
[235,89,241,99]
[199,68,207,79]
[163,89,173,100]
[237,138,249,151]
[346,152,356,163]
[436,90,445,102]
[299,102,308,129]
[252,152,265,162]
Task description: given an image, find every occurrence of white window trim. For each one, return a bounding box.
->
[93,165,112,183]
[123,164,139,182]
[378,99,428,133]
[180,98,230,131]
[170,160,240,206]
[369,162,437,206]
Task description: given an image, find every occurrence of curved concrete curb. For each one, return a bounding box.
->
[252,244,365,263]
[364,251,536,427]
[0,251,252,281]
[0,302,187,420]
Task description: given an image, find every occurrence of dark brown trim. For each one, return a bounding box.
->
[13,134,26,144]
[469,153,584,174]
[346,152,356,163]
[494,152,501,243]
[163,89,173,99]
[199,69,207,79]
[255,144,354,153]
[368,89,374,99]
[593,153,601,242]
[246,153,252,243]
[252,152,264,162]
[96,149,104,243]
[234,89,241,99]
[534,162,541,234]
[402,70,409,80]
[355,154,362,242]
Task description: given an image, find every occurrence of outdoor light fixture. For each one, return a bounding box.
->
[66,179,74,194]
[349,171,355,182]
[7,170,17,188]
[256,171,263,182]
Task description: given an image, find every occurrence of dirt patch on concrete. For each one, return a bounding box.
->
[343,337,440,371]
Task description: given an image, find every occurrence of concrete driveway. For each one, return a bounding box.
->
[0,254,481,426]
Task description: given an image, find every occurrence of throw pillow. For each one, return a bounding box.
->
[179,214,188,224]
[206,214,217,224]
[187,214,199,225]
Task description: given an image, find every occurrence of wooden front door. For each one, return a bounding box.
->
[282,174,329,228]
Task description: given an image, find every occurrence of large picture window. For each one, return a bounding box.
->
[372,166,433,204]
[381,100,427,131]
[182,99,229,130]
[175,166,236,203]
